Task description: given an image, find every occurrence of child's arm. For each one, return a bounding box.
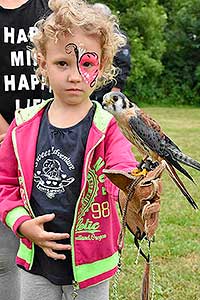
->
[103,118,138,200]
[0,120,30,227]
[105,118,138,171]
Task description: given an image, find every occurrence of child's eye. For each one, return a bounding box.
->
[82,61,93,68]
[57,61,68,67]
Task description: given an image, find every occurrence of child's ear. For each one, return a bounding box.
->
[37,53,47,75]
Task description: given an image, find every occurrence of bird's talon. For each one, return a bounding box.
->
[131,168,148,177]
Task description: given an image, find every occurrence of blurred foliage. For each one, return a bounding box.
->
[89,0,200,106]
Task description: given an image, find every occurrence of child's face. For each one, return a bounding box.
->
[39,28,103,106]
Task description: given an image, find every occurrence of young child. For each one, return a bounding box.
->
[0,0,137,299]
[0,1,52,300]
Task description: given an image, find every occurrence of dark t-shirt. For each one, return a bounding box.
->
[29,102,95,285]
[0,0,52,124]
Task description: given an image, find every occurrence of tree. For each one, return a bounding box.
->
[90,0,167,102]
[159,0,200,105]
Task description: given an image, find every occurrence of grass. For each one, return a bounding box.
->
[110,107,200,300]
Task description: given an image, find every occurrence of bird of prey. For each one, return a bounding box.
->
[102,91,200,209]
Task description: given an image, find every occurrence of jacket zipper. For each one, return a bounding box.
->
[71,280,79,299]
[70,134,105,288]
[12,127,35,218]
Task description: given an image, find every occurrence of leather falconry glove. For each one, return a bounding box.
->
[103,160,165,242]
[104,160,165,300]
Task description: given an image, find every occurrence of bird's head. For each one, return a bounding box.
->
[102,91,135,115]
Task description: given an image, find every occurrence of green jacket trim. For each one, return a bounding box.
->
[18,241,34,266]
[5,206,30,230]
[15,99,113,133]
[76,251,119,282]
[93,101,113,133]
[15,99,53,125]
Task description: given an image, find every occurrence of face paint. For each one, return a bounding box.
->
[65,43,100,87]
[79,52,99,87]
[65,43,79,59]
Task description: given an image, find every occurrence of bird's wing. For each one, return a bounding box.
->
[128,111,195,182]
[128,110,167,156]
[161,136,195,182]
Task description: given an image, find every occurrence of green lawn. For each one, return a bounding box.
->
[110,107,200,300]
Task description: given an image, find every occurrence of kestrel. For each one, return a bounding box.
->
[102,91,200,209]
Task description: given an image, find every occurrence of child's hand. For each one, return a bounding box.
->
[18,213,71,260]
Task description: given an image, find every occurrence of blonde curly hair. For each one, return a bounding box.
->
[32,0,126,88]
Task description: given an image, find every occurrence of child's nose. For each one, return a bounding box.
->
[68,65,82,82]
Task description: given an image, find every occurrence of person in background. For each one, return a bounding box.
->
[0,0,138,299]
[0,1,51,299]
[0,0,52,140]
[90,2,131,104]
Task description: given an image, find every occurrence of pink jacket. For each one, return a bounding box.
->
[0,99,137,289]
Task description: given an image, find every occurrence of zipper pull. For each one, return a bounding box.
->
[71,281,79,299]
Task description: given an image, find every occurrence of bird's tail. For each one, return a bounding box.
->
[172,149,200,172]
[166,156,195,183]
[166,162,198,209]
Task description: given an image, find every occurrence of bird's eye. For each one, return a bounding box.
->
[113,95,118,101]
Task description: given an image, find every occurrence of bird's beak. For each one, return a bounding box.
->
[102,94,113,108]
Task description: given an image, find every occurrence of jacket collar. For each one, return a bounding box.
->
[15,99,112,133]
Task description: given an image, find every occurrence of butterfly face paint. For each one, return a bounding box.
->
[65,43,100,87]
